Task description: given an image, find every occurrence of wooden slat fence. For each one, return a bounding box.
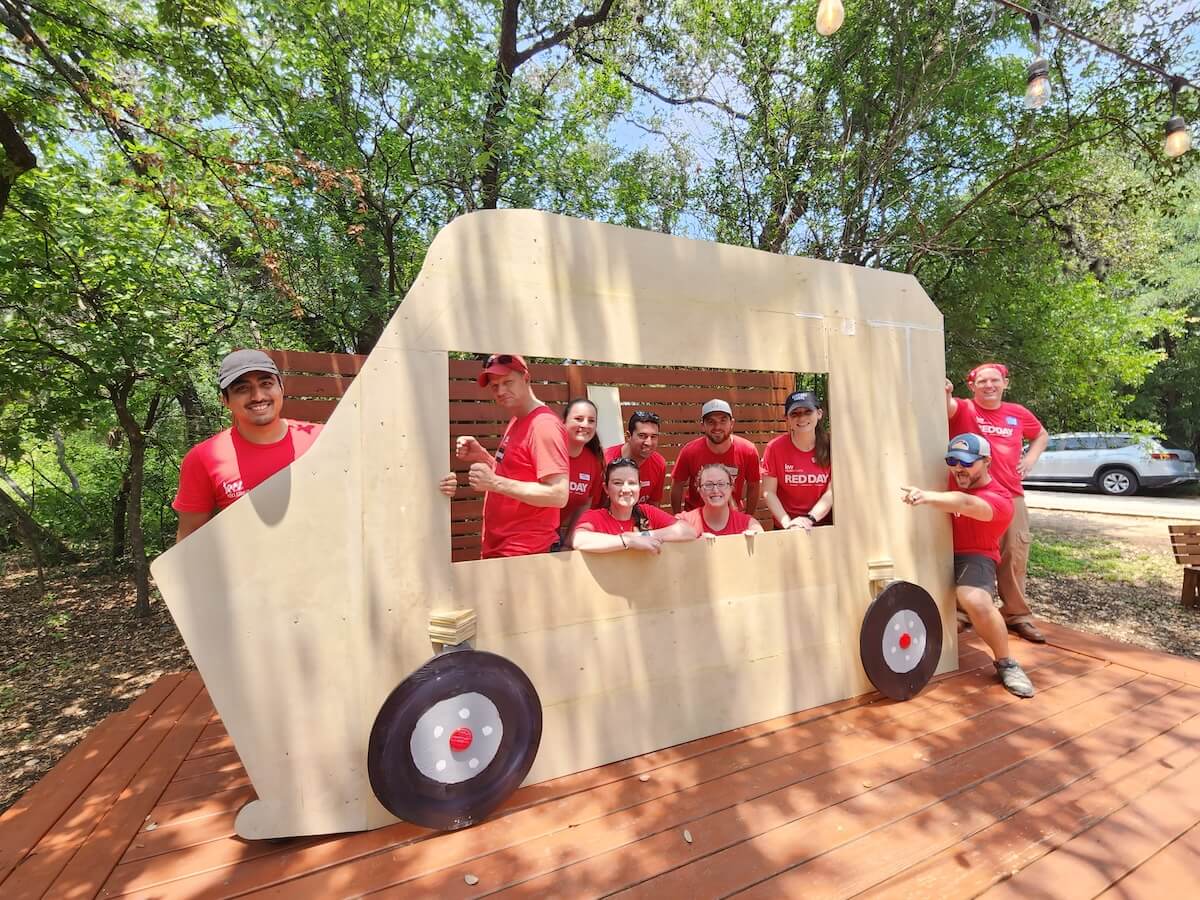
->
[265,352,796,561]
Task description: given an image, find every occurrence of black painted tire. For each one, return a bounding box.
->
[859,581,944,701]
[367,649,542,831]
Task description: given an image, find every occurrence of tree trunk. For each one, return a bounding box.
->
[53,431,82,494]
[175,379,208,447]
[111,469,129,563]
[0,485,79,590]
[111,389,161,617]
[0,107,37,218]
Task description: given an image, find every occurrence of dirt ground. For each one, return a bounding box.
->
[2,509,1198,813]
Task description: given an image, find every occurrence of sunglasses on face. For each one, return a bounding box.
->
[944,457,980,468]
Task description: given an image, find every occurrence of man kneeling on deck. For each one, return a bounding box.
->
[901,434,1035,699]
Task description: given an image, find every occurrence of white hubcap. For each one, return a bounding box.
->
[882,609,927,674]
[409,692,503,784]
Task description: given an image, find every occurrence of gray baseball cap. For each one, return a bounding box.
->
[218,349,281,390]
[700,399,733,420]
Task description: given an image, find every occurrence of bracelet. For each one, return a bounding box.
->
[620,532,628,549]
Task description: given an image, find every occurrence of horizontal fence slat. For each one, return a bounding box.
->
[448,382,570,401]
[282,398,339,423]
[266,349,366,376]
[282,375,353,399]
[572,365,793,389]
[448,359,568,381]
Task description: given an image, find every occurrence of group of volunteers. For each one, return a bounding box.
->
[433,354,834,555]
[172,351,1047,701]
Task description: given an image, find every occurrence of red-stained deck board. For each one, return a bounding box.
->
[4,625,1200,900]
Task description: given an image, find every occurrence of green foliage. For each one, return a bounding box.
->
[2,0,1200,597]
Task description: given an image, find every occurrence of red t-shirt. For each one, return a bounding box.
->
[678,507,756,537]
[576,504,678,534]
[563,449,604,524]
[481,406,569,558]
[672,436,761,511]
[173,420,323,514]
[603,445,666,505]
[948,399,1042,498]
[760,434,831,522]
[951,478,1014,562]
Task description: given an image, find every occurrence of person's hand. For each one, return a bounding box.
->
[1017,457,1031,478]
[742,528,759,537]
[468,462,499,493]
[438,473,458,498]
[456,436,484,461]
[785,515,813,532]
[702,531,719,544]
[901,485,925,506]
[626,531,663,554]
[944,378,954,398]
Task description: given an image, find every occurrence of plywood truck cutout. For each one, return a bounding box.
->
[150,210,954,839]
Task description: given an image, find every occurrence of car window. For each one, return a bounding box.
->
[1060,436,1086,450]
[1079,435,1102,450]
[1045,438,1062,452]
[1103,435,1134,449]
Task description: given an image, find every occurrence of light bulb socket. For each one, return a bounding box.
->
[1165,115,1188,136]
[1026,57,1050,84]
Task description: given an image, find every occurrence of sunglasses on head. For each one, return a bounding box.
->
[483,354,516,368]
[944,456,980,468]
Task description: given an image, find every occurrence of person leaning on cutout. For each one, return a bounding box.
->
[760,390,833,532]
[438,354,568,558]
[901,433,1035,699]
[946,362,1049,644]
[571,457,697,553]
[173,350,323,542]
[676,462,764,540]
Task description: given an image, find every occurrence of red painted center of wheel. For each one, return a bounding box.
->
[899,632,912,650]
[449,727,473,752]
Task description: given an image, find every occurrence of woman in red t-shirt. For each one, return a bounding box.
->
[761,390,833,530]
[573,458,696,553]
[558,399,605,543]
[678,462,764,538]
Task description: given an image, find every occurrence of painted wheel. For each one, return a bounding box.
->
[367,649,542,831]
[859,581,943,701]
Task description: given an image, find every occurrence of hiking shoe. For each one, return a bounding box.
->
[995,659,1035,699]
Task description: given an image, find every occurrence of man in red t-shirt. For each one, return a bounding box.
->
[438,354,568,558]
[173,349,323,542]
[902,433,1035,699]
[604,410,667,504]
[670,399,761,513]
[946,362,1050,643]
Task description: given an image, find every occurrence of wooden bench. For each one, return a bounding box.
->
[1168,524,1200,608]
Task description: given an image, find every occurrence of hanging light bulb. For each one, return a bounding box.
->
[1164,78,1192,158]
[1023,13,1049,110]
[1025,57,1051,109]
[815,0,845,37]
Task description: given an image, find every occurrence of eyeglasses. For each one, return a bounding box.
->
[700,481,732,491]
[483,354,516,368]
[944,457,979,468]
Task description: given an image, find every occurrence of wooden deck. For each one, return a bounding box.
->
[3,622,1199,899]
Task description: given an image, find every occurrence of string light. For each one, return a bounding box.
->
[819,0,1195,159]
[815,0,845,37]
[1024,14,1050,110]
[1165,77,1192,159]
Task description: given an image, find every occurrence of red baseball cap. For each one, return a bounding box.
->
[476,353,530,387]
[966,362,1009,384]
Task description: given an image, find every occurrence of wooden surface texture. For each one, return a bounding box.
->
[3,623,1199,899]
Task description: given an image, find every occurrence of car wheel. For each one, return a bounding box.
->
[1098,467,1139,496]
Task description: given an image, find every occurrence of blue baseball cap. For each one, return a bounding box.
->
[946,433,991,464]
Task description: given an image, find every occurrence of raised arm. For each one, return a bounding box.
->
[901,485,993,522]
[469,467,568,508]
[945,379,959,418]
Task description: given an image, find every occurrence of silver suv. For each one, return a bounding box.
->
[1022,432,1199,496]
